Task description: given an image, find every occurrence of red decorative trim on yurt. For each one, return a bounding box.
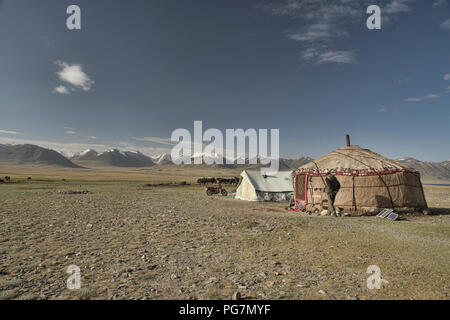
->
[293,168,419,177]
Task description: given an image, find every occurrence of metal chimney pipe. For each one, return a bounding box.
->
[346,135,351,147]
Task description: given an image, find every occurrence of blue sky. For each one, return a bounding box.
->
[0,0,449,160]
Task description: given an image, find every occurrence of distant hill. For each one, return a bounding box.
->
[234,157,313,170]
[71,149,155,167]
[280,157,314,170]
[396,157,450,182]
[0,144,81,168]
[442,160,450,170]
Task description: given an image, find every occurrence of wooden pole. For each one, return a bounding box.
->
[312,161,336,215]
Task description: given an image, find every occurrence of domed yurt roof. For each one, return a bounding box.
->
[300,145,410,172]
[299,137,415,173]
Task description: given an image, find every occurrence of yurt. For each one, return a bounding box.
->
[235,170,294,202]
[293,136,428,214]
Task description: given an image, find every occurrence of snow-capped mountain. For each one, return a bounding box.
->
[71,149,99,161]
[71,149,155,167]
[152,153,173,165]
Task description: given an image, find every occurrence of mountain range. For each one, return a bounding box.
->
[396,157,450,182]
[71,148,313,170]
[1,144,450,182]
[72,148,155,167]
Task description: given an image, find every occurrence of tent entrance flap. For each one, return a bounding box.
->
[294,173,308,209]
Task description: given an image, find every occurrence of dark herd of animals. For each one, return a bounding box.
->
[0,176,32,183]
[0,175,239,185]
[0,175,236,186]
[0,176,11,183]
[197,177,239,185]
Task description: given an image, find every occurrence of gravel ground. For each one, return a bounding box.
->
[0,178,449,300]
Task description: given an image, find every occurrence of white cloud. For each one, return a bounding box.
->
[265,1,363,19]
[301,47,320,61]
[378,108,388,113]
[66,131,77,135]
[441,19,450,29]
[55,61,94,91]
[405,91,446,102]
[301,46,356,64]
[444,73,450,80]
[384,0,413,14]
[265,1,415,23]
[432,0,448,8]
[54,85,71,95]
[405,97,422,102]
[0,129,19,135]
[132,137,175,146]
[263,1,414,64]
[87,136,97,139]
[317,50,357,64]
[287,23,348,42]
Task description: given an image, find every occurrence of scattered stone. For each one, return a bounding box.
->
[320,210,330,216]
[205,277,217,284]
[232,291,241,300]
[318,289,327,295]
[57,190,91,195]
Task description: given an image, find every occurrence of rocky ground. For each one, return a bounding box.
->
[0,170,449,300]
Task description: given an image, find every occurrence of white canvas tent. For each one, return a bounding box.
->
[235,170,294,202]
